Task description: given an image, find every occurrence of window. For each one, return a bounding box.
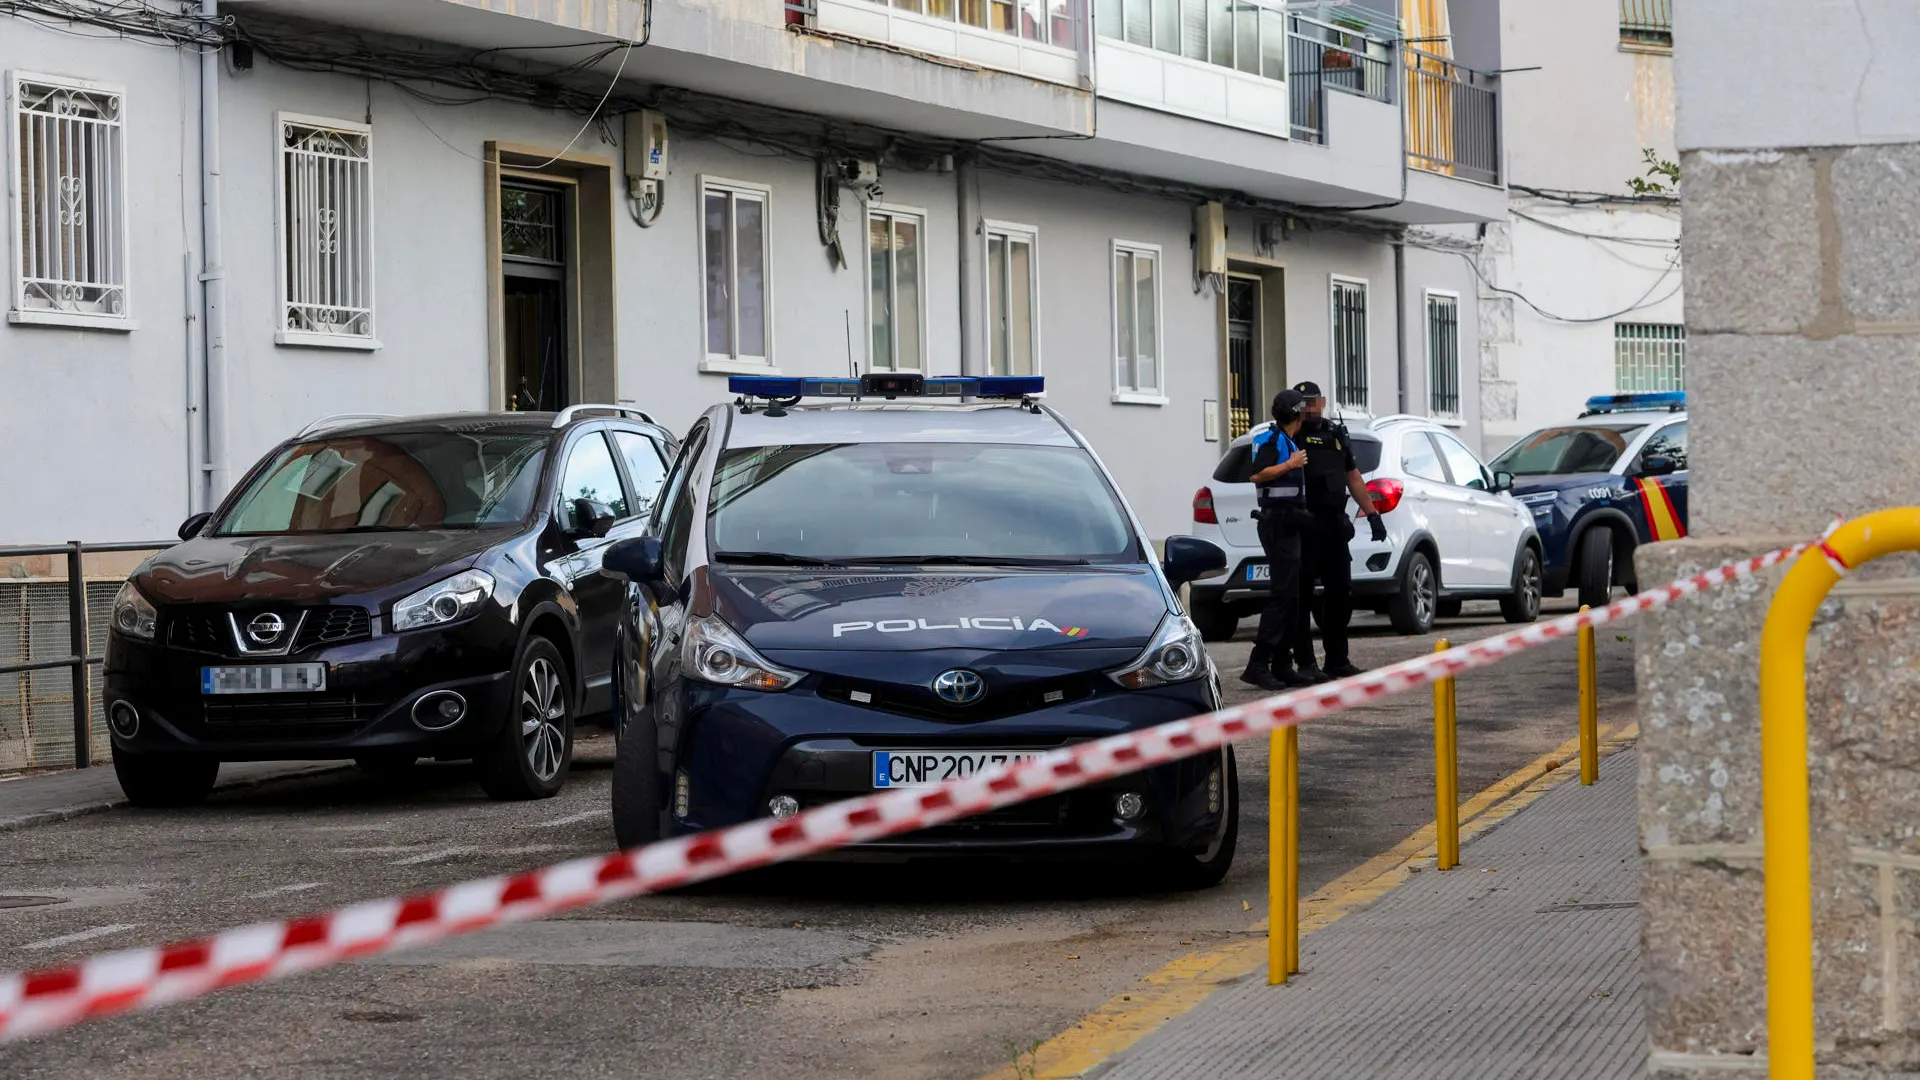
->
[557,432,629,528]
[1113,241,1161,399]
[1615,323,1686,392]
[868,206,925,371]
[656,423,709,581]
[613,431,669,518]
[1636,422,1688,473]
[1489,423,1647,477]
[9,72,130,328]
[1402,433,1448,484]
[1426,292,1461,419]
[1431,431,1490,491]
[985,222,1039,377]
[1332,277,1369,411]
[700,178,770,368]
[1095,0,1291,81]
[1620,0,1672,49]
[877,0,1079,47]
[275,114,375,347]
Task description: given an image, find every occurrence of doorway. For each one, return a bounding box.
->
[501,181,570,411]
[1227,275,1262,438]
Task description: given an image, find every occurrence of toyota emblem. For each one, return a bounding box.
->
[246,613,287,645]
[932,669,986,705]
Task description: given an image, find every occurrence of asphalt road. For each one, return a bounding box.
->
[0,599,1635,1080]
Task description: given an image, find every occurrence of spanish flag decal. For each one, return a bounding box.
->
[1634,477,1687,541]
[1057,627,1090,638]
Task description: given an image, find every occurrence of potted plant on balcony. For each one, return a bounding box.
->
[1323,15,1365,70]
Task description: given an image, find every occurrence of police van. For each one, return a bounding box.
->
[598,373,1240,887]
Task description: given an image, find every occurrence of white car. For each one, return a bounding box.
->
[1187,415,1544,639]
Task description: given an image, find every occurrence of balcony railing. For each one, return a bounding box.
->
[1405,46,1499,185]
[1286,13,1394,143]
[1619,0,1672,47]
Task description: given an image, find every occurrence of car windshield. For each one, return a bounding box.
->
[1212,431,1383,483]
[214,432,549,535]
[708,442,1138,564]
[1489,424,1647,476]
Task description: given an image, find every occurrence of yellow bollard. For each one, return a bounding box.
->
[1283,725,1300,976]
[1268,727,1295,985]
[1579,605,1598,786]
[1433,639,1460,870]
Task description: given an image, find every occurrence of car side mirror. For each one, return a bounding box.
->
[572,498,618,539]
[1492,471,1515,493]
[177,512,212,541]
[1639,455,1677,478]
[602,536,665,583]
[1162,535,1228,590]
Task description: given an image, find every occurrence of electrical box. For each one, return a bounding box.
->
[1194,201,1227,278]
[624,109,668,184]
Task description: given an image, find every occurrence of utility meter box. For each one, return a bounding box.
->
[1194,201,1227,278]
[625,109,669,183]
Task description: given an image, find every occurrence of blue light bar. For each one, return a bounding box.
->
[1583,391,1685,414]
[728,375,1044,400]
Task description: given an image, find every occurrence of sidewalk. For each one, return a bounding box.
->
[1095,749,1646,1080]
[0,760,344,833]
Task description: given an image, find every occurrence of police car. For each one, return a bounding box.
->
[1486,391,1689,608]
[598,373,1240,887]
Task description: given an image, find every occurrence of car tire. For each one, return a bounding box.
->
[1577,529,1614,609]
[1501,546,1544,624]
[1388,550,1438,635]
[354,751,418,779]
[1436,599,1464,619]
[478,636,573,801]
[1156,748,1239,891]
[611,677,663,850]
[1191,599,1240,642]
[112,751,218,808]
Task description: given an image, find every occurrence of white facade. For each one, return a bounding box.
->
[0,0,1502,547]
[1477,0,1681,458]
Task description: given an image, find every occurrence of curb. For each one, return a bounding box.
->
[0,763,351,835]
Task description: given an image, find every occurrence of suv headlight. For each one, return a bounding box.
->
[391,570,496,632]
[110,582,157,640]
[1109,613,1209,690]
[682,614,802,692]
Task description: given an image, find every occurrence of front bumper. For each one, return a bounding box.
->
[670,680,1229,860]
[103,620,519,761]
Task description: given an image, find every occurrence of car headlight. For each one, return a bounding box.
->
[110,582,157,641]
[1517,492,1558,506]
[1109,613,1208,690]
[391,569,496,632]
[682,614,802,692]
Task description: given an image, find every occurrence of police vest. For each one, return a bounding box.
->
[1299,422,1352,511]
[1251,428,1306,504]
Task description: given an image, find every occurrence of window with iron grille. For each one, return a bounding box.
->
[1331,277,1369,411]
[276,114,376,347]
[1620,0,1672,48]
[9,72,130,328]
[1615,323,1686,392]
[1426,292,1460,418]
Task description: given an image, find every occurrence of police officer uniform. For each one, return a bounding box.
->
[1241,390,1313,692]
[1290,381,1386,681]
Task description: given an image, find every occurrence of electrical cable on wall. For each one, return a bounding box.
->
[1458,250,1683,324]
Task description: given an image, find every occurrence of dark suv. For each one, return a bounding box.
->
[104,406,678,806]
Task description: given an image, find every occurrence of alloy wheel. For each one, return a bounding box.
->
[519,657,567,782]
[1411,558,1436,625]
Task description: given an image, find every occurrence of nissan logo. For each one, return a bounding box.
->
[246,613,287,645]
[932,669,986,705]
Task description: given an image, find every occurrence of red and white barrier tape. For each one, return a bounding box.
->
[0,540,1810,1043]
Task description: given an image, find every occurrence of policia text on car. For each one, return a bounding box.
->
[1240,390,1313,692]
[1289,381,1385,682]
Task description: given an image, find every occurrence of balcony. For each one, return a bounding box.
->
[796,0,1091,88]
[1405,46,1500,186]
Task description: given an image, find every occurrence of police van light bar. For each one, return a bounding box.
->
[1582,390,1685,415]
[728,374,1044,400]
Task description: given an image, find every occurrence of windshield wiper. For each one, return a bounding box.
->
[847,554,1093,567]
[713,550,845,567]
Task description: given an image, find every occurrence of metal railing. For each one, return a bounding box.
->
[1404,46,1500,185]
[1619,0,1672,45]
[1285,15,1394,143]
[0,541,171,773]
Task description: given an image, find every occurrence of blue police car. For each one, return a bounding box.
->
[598,373,1240,887]
[1485,391,1689,609]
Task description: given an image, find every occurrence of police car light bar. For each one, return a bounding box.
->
[1581,390,1685,415]
[728,374,1044,400]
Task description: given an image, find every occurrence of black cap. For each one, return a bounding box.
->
[1272,389,1306,418]
[1293,380,1325,399]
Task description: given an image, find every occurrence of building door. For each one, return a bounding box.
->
[501,181,571,411]
[1227,276,1262,438]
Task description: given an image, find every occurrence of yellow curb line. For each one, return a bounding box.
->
[979,721,1641,1080]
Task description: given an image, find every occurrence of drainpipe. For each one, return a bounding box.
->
[1392,236,1408,415]
[198,0,230,510]
[956,153,981,378]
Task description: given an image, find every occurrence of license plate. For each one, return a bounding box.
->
[872,750,1043,788]
[201,664,327,695]
[1246,564,1271,582]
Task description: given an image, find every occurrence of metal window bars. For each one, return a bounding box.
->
[1620,0,1672,45]
[281,119,374,338]
[1404,46,1500,185]
[1614,323,1687,393]
[1333,279,1369,411]
[13,75,128,318]
[1427,294,1460,417]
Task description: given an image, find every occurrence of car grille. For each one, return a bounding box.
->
[791,790,1114,838]
[295,607,371,650]
[200,693,387,739]
[165,611,230,653]
[162,606,371,655]
[817,674,1096,723]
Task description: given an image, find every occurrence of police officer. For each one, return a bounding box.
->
[1290,381,1388,682]
[1240,389,1313,692]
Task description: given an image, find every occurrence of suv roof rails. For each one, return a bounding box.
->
[552,403,657,429]
[297,413,397,438]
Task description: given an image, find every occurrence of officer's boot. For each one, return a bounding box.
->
[1240,647,1290,693]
